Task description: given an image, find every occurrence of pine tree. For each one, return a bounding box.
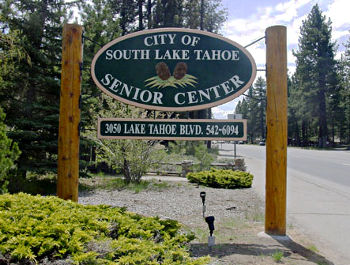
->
[0,0,74,177]
[234,77,266,143]
[288,75,302,146]
[254,77,266,140]
[78,0,123,173]
[152,0,183,28]
[183,0,227,124]
[235,97,250,140]
[293,4,338,148]
[339,38,350,144]
[80,0,121,126]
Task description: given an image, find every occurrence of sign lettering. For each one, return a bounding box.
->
[98,118,247,141]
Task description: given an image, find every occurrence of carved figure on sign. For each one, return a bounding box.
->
[173,62,188,80]
[155,62,171,80]
[145,62,197,89]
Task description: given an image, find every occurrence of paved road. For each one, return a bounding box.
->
[218,143,350,265]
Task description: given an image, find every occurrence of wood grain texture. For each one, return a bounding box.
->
[57,24,83,202]
[265,26,287,235]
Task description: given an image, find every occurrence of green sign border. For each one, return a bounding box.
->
[91,28,256,111]
[98,118,247,141]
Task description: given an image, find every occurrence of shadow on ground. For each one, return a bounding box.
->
[191,239,335,265]
[277,237,335,265]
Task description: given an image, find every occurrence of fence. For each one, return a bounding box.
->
[147,159,245,177]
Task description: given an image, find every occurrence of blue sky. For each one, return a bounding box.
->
[213,0,350,119]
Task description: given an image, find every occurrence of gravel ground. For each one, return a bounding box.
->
[79,179,261,226]
[79,177,336,265]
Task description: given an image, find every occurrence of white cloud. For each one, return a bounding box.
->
[221,0,313,73]
[211,95,250,119]
[212,106,231,119]
[326,0,350,29]
[333,30,350,41]
[335,50,343,60]
[213,0,350,119]
[288,13,308,45]
[221,0,350,71]
[213,1,301,118]
[212,99,239,119]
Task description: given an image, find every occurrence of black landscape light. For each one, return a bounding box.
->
[200,192,206,217]
[200,192,206,205]
[199,192,215,247]
[205,216,215,236]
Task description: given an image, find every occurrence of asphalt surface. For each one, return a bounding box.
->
[218,143,350,265]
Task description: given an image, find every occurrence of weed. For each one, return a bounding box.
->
[80,177,172,193]
[308,244,319,253]
[89,172,117,178]
[244,205,264,223]
[192,227,209,243]
[220,217,250,230]
[272,250,284,263]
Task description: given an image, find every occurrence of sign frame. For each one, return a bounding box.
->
[98,118,247,141]
[91,28,256,111]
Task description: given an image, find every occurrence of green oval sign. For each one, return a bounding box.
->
[91,28,256,111]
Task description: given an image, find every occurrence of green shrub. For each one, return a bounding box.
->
[272,250,284,262]
[187,168,253,189]
[0,193,209,264]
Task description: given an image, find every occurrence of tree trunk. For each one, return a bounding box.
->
[147,0,152,29]
[162,0,167,26]
[206,108,212,149]
[348,118,350,144]
[121,0,127,36]
[301,120,307,146]
[138,0,144,30]
[331,117,335,144]
[260,104,265,139]
[318,87,328,148]
[121,147,131,183]
[295,121,300,146]
[200,0,204,30]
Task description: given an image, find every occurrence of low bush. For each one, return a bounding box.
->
[187,168,253,189]
[0,193,209,265]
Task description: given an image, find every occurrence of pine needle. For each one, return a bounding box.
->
[144,74,198,89]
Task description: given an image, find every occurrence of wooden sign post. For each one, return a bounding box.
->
[57,24,83,202]
[265,26,287,235]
